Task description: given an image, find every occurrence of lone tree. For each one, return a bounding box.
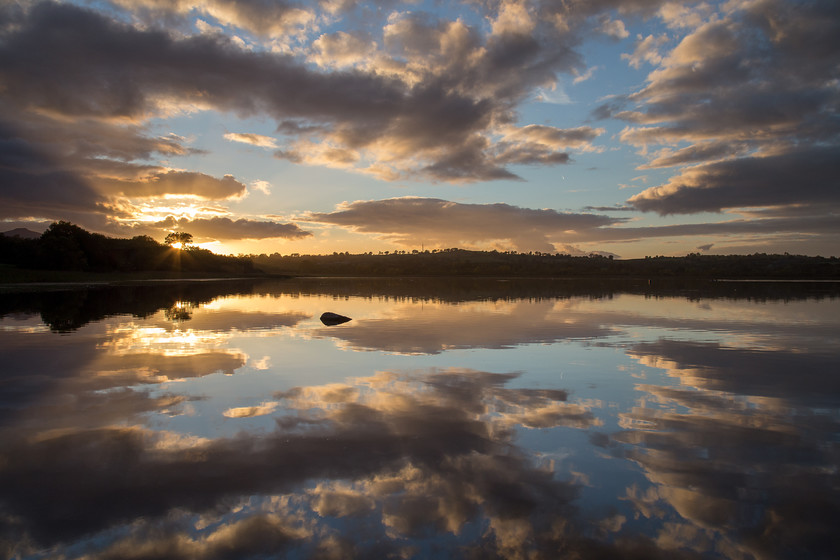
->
[164,231,193,248]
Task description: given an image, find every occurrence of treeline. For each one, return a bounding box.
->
[3,223,838,279]
[0,222,255,275]
[252,249,840,279]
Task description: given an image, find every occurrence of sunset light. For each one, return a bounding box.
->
[0,0,837,258]
[3,3,838,555]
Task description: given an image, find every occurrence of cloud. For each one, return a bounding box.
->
[224,401,281,418]
[305,194,840,252]
[621,33,669,68]
[486,124,604,170]
[99,171,248,199]
[618,0,840,217]
[3,0,835,256]
[500,124,605,152]
[311,30,378,68]
[628,147,840,214]
[224,133,279,148]
[639,141,750,169]
[111,0,317,38]
[657,1,715,29]
[304,195,840,251]
[597,15,629,39]
[572,65,598,84]
[0,133,105,221]
[154,216,312,240]
[306,197,622,252]
[251,180,272,195]
[578,213,840,243]
[0,1,588,187]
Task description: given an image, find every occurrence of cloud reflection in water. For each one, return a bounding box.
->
[0,279,838,559]
[2,368,605,559]
[616,341,840,559]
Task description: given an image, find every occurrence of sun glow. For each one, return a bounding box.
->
[102,325,233,357]
[115,198,231,224]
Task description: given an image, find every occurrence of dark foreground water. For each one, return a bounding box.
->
[1,277,839,560]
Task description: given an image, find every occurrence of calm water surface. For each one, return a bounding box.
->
[1,278,839,559]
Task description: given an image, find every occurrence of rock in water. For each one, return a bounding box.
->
[320,312,352,326]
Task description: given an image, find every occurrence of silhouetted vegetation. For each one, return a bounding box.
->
[0,221,255,277]
[164,231,194,247]
[251,249,840,279]
[3,223,839,282]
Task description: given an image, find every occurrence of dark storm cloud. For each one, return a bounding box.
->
[622,0,840,215]
[154,216,312,240]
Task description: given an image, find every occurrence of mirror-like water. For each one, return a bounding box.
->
[1,278,839,559]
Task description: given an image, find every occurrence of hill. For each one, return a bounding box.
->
[0,228,41,240]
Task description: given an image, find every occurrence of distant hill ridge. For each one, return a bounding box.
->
[1,228,41,239]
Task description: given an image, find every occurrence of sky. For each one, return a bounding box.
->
[0,0,838,258]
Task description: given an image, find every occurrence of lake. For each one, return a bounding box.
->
[1,277,839,559]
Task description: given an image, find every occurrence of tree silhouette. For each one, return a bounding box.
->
[164,232,193,248]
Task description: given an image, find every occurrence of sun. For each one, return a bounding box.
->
[171,242,183,250]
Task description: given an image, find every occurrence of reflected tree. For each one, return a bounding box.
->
[164,302,194,322]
